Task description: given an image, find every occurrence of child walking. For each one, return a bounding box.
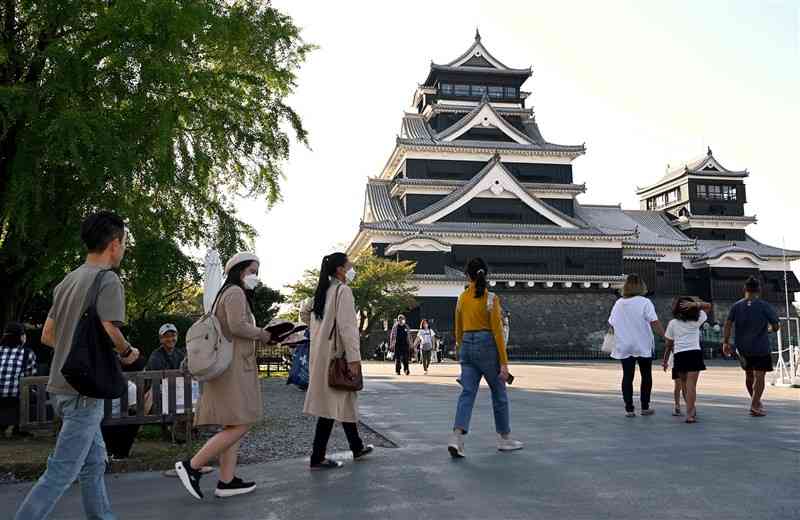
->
[665,351,687,416]
[662,297,712,423]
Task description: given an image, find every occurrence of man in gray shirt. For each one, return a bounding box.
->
[16,211,140,520]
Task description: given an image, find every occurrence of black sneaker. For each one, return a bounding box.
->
[214,476,256,498]
[175,460,203,500]
[310,459,344,471]
[353,445,374,460]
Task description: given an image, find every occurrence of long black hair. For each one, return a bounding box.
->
[313,252,348,320]
[0,322,24,348]
[465,257,489,298]
[219,260,258,312]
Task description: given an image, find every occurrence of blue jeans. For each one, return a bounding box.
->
[16,394,114,520]
[453,331,510,435]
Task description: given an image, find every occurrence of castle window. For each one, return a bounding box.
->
[505,87,517,98]
[488,86,504,99]
[696,184,737,201]
[454,84,470,96]
[472,85,487,96]
[440,83,453,95]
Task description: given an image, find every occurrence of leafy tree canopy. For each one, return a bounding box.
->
[0,0,312,322]
[286,251,417,335]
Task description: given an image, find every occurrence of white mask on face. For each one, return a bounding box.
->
[345,267,357,283]
[243,274,261,290]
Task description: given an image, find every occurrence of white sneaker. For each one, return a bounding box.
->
[497,435,524,452]
[448,431,465,458]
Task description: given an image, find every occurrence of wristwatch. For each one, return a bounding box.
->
[121,345,133,358]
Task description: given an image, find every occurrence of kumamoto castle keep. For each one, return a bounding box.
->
[347,31,800,352]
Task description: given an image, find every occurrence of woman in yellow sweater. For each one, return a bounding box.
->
[448,257,523,458]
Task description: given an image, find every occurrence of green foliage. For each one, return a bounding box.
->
[286,251,417,334]
[251,284,284,326]
[0,0,313,322]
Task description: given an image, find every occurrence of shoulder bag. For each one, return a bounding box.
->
[327,285,364,392]
[61,270,127,399]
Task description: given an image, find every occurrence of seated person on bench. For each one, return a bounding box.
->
[0,322,37,436]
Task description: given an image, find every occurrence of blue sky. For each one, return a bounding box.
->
[237,0,799,293]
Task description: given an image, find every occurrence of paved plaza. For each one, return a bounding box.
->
[2,361,798,519]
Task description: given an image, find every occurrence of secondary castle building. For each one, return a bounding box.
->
[347,31,800,351]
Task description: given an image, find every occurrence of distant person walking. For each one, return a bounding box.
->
[415,320,436,375]
[16,211,139,520]
[608,274,665,417]
[722,276,780,417]
[662,297,712,423]
[390,314,411,375]
[302,252,373,470]
[175,252,272,500]
[448,258,522,458]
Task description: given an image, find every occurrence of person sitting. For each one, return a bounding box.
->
[0,322,37,437]
[146,323,186,371]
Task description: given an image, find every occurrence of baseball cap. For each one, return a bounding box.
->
[159,323,178,336]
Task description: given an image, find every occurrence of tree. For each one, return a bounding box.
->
[286,251,417,335]
[250,284,284,326]
[0,0,313,323]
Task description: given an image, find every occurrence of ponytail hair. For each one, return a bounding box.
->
[313,252,348,320]
[465,257,489,298]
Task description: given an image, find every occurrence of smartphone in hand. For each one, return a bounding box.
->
[506,373,515,385]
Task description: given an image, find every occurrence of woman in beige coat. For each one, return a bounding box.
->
[302,252,374,470]
[176,252,272,500]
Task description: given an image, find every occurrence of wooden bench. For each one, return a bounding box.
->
[256,343,291,376]
[19,369,196,446]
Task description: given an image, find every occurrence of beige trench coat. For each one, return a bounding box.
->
[302,280,362,423]
[195,286,266,426]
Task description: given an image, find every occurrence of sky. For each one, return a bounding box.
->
[236,0,800,293]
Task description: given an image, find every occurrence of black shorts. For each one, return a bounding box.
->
[737,353,774,372]
[673,350,706,375]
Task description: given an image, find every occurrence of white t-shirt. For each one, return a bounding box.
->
[665,310,707,353]
[608,296,659,359]
[417,329,435,351]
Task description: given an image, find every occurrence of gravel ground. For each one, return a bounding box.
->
[210,377,395,465]
[0,377,394,484]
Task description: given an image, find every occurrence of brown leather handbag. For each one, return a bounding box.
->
[327,285,364,392]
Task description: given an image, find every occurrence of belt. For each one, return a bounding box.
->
[464,329,491,333]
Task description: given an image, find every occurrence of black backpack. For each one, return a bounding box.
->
[61,270,126,399]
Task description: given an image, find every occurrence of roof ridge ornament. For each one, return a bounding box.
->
[707,146,713,156]
[475,27,481,41]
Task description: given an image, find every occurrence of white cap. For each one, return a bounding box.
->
[159,323,178,336]
[224,252,260,274]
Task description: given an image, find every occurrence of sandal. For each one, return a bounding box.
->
[749,409,767,417]
[672,407,682,416]
[685,416,697,424]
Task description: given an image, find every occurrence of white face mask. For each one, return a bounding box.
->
[243,273,261,290]
[345,267,357,283]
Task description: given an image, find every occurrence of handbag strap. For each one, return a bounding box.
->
[81,269,111,314]
[328,284,344,358]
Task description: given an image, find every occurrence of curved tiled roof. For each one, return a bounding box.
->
[402,155,585,228]
[574,205,695,248]
[691,236,800,261]
[637,148,749,194]
[365,181,403,222]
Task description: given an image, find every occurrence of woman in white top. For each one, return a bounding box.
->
[608,274,665,417]
[414,320,436,375]
[662,297,712,424]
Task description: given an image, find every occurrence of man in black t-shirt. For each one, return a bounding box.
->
[389,314,410,375]
[723,276,780,416]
